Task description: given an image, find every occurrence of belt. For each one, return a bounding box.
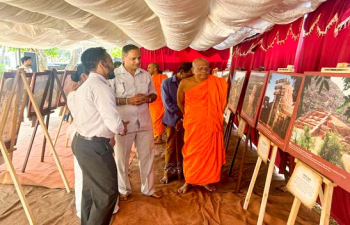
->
[76,133,110,142]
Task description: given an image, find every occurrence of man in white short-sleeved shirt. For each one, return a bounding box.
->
[110,44,161,200]
[69,47,128,225]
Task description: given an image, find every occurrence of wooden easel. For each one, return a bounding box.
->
[2,69,70,190]
[286,159,336,225]
[0,69,35,224]
[228,117,253,193]
[22,69,68,172]
[242,133,278,225]
[224,111,235,152]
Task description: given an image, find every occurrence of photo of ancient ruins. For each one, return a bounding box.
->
[259,73,303,140]
[291,74,350,174]
[227,71,246,113]
[241,71,268,126]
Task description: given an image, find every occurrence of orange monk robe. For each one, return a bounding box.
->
[182,75,228,185]
[149,74,168,137]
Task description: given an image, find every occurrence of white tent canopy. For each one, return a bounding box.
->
[0,0,325,50]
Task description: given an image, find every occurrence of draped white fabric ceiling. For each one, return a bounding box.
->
[0,0,326,50]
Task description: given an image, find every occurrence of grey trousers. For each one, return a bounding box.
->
[72,135,118,225]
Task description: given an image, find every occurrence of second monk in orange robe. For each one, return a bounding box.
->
[148,63,168,143]
[177,58,227,193]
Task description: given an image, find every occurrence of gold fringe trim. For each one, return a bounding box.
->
[304,13,350,37]
[233,20,302,57]
[233,13,350,57]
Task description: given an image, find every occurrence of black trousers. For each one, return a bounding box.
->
[72,135,118,225]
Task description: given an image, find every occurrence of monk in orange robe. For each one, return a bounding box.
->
[177,58,227,193]
[148,63,168,143]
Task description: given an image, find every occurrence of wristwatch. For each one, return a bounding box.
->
[148,97,152,103]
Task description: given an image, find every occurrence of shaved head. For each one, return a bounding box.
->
[192,58,209,67]
[192,58,210,80]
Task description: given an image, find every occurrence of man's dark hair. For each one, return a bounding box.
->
[21,56,31,64]
[71,64,89,82]
[81,47,107,72]
[177,62,192,73]
[122,44,139,56]
[113,61,122,68]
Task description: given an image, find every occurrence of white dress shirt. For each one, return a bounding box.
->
[67,72,124,138]
[110,65,156,132]
[19,65,32,73]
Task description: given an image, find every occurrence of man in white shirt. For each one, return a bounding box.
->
[19,56,33,73]
[110,44,161,200]
[69,47,128,225]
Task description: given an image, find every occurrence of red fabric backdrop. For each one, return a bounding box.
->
[230,0,350,224]
[140,46,230,73]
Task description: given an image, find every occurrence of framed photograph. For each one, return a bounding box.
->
[241,71,270,128]
[58,70,76,107]
[286,72,350,193]
[227,70,247,114]
[256,71,304,150]
[49,70,64,110]
[27,71,51,118]
[0,71,32,150]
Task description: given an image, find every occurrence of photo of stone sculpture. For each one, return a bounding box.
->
[259,73,303,140]
[227,71,246,113]
[241,71,267,125]
[291,74,350,174]
[29,73,50,115]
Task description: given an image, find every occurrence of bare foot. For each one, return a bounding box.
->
[149,192,162,199]
[178,183,191,194]
[200,184,216,192]
[119,194,128,201]
[160,176,169,184]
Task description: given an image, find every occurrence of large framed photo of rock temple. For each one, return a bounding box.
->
[27,71,51,118]
[240,71,270,128]
[227,70,247,114]
[286,71,350,193]
[0,70,32,150]
[58,70,76,107]
[256,71,304,150]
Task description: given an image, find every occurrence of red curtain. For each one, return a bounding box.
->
[139,46,230,73]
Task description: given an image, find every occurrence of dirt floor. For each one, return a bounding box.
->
[0,112,324,225]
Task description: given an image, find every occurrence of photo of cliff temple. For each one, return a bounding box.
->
[259,73,303,140]
[291,74,350,174]
[242,71,267,123]
[227,71,246,113]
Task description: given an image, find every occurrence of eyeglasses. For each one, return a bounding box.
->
[194,67,210,72]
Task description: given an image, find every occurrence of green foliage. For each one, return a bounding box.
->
[343,77,350,91]
[43,48,59,58]
[110,47,122,58]
[291,127,299,144]
[0,63,4,79]
[7,47,30,52]
[299,125,315,150]
[318,132,345,169]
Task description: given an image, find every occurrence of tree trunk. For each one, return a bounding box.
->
[32,49,48,72]
[65,48,82,70]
